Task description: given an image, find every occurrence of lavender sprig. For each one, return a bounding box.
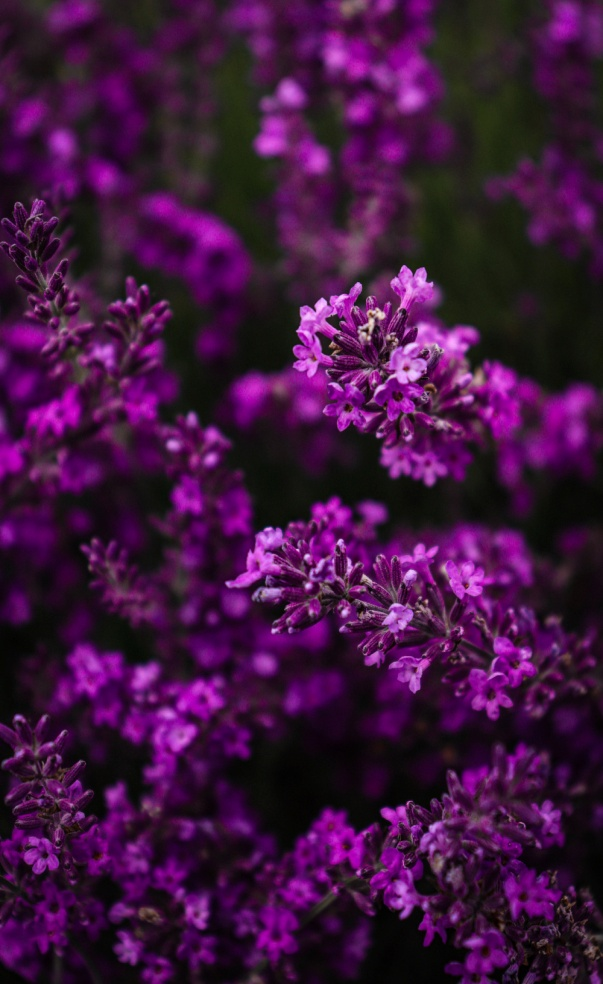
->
[1,200,92,361]
[0,715,97,879]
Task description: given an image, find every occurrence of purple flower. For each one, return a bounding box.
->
[380,805,409,827]
[226,527,284,588]
[323,382,367,431]
[326,824,358,865]
[23,837,60,875]
[383,871,418,920]
[183,893,210,931]
[444,962,492,984]
[373,376,417,420]
[387,343,428,384]
[26,386,81,440]
[468,669,513,720]
[409,449,449,487]
[534,799,565,848]
[370,847,404,894]
[115,930,143,966]
[293,329,332,377]
[464,928,508,974]
[503,867,562,921]
[256,907,299,962]
[299,297,333,333]
[390,265,434,311]
[491,637,536,687]
[141,956,174,984]
[389,655,430,693]
[382,602,414,639]
[329,282,362,320]
[419,912,448,947]
[445,560,485,600]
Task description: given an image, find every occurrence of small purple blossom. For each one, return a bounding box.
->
[390,265,434,312]
[323,382,367,431]
[115,930,143,966]
[373,376,417,420]
[492,637,536,687]
[23,837,60,875]
[503,867,562,921]
[383,871,418,920]
[388,343,428,384]
[256,908,299,962]
[464,928,508,974]
[445,560,485,600]
[468,670,513,720]
[382,603,414,639]
[389,655,430,693]
[226,527,284,588]
[293,329,333,377]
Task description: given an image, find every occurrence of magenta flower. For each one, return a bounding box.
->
[226,527,284,588]
[327,824,358,865]
[114,930,143,966]
[183,893,210,931]
[468,669,513,720]
[323,382,367,431]
[383,871,418,920]
[370,847,404,893]
[373,376,417,420]
[410,449,448,487]
[390,265,434,311]
[329,281,362,319]
[389,655,430,693]
[383,602,414,639]
[293,329,332,377]
[23,837,60,875]
[257,908,299,962]
[503,867,562,921]
[464,928,508,974]
[299,297,333,333]
[491,636,535,687]
[387,343,428,384]
[445,560,485,600]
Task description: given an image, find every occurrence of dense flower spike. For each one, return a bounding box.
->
[1,200,90,361]
[291,268,523,484]
[363,747,603,983]
[232,502,599,725]
[0,715,100,953]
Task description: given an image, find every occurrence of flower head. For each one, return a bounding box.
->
[23,837,60,875]
[445,560,485,600]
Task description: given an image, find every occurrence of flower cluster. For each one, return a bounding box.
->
[363,746,602,984]
[231,501,599,726]
[292,266,521,484]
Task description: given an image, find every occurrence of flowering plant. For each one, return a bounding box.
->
[0,2,601,983]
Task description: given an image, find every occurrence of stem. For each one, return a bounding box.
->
[300,889,337,926]
[462,639,494,662]
[51,950,63,984]
[67,937,104,984]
